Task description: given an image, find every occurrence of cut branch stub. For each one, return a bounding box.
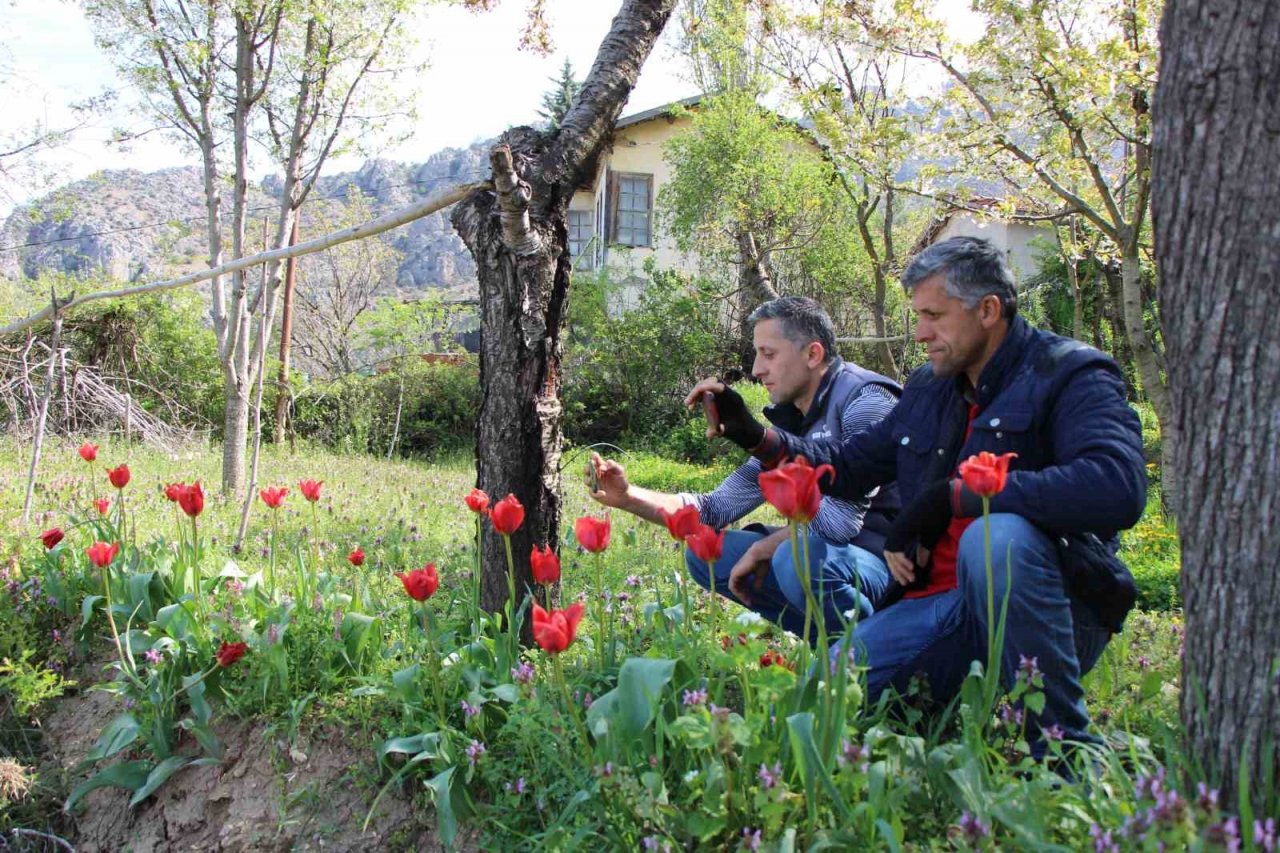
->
[490,144,546,257]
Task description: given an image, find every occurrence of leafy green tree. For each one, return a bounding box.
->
[537,58,581,130]
[858,0,1171,502]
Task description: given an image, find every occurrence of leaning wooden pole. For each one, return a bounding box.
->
[21,290,73,525]
[0,181,488,338]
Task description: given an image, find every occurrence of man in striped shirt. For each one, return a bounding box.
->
[588,297,900,641]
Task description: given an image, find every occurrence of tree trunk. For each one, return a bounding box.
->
[734,229,777,375]
[221,361,251,495]
[450,0,676,633]
[1152,0,1280,816]
[1102,263,1138,399]
[1119,244,1178,512]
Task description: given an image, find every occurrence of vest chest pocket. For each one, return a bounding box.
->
[892,422,937,485]
[969,408,1036,456]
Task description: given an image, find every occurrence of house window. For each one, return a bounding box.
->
[611,172,652,248]
[568,209,594,269]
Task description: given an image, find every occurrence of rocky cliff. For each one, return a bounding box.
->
[0,141,492,294]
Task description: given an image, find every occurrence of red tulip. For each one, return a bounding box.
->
[958,451,1018,498]
[259,486,288,509]
[758,457,834,524]
[348,546,365,567]
[40,528,64,550]
[532,602,586,655]
[658,504,701,542]
[396,564,440,601]
[164,483,183,502]
[530,544,561,585]
[215,641,248,667]
[178,482,204,518]
[298,479,323,502]
[107,464,131,490]
[85,541,120,568]
[78,442,98,463]
[574,514,611,553]
[759,649,793,670]
[489,494,524,535]
[95,497,111,516]
[464,488,490,515]
[685,524,724,563]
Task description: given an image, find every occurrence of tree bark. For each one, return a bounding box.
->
[451,0,676,629]
[274,216,300,444]
[1152,0,1280,816]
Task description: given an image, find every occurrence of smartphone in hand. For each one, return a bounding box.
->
[701,391,720,436]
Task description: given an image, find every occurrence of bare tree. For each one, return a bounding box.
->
[292,195,402,380]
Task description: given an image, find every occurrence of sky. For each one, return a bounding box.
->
[1,0,700,216]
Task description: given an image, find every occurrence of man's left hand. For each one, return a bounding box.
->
[884,479,954,568]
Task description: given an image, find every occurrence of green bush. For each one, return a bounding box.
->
[291,360,479,458]
[562,266,735,452]
[1120,490,1181,610]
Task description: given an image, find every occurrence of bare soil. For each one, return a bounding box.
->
[39,684,465,852]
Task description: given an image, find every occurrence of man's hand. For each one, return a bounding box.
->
[684,379,765,450]
[728,548,770,605]
[587,452,630,509]
[882,480,953,585]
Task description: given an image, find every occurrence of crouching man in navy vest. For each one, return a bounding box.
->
[588,296,901,642]
[696,238,1147,752]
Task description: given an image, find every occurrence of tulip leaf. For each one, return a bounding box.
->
[65,760,153,811]
[586,657,676,747]
[129,755,194,806]
[83,713,141,764]
[340,613,380,670]
[378,732,444,763]
[126,571,158,620]
[391,663,420,699]
[79,594,104,630]
[424,765,472,850]
[218,560,246,578]
[155,602,197,643]
[786,712,852,823]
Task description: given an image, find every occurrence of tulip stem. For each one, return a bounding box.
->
[472,516,483,632]
[707,556,720,643]
[422,602,447,720]
[502,532,519,658]
[100,564,128,677]
[553,654,591,753]
[593,552,607,672]
[268,510,278,601]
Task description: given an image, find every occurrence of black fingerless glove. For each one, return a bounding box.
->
[884,479,954,554]
[713,385,766,451]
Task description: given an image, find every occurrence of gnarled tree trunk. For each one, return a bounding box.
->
[451,0,677,626]
[1153,0,1280,815]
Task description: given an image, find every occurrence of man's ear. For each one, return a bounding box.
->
[979,294,1004,328]
[807,341,826,368]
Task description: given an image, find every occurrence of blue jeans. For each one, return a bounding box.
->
[685,529,891,642]
[843,514,1111,745]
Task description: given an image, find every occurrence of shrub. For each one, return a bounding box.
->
[562,266,734,451]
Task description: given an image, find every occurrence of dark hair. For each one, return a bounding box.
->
[747,296,838,365]
[901,236,1018,318]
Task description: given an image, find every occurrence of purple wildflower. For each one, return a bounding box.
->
[145,648,162,664]
[461,700,480,719]
[757,761,782,789]
[465,740,486,767]
[739,827,762,851]
[958,811,990,843]
[511,662,536,685]
[682,688,708,708]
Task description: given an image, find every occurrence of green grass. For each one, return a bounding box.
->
[0,436,1216,850]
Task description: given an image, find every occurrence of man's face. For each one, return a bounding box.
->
[911,274,995,379]
[752,318,821,406]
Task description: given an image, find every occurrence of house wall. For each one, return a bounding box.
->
[568,112,705,310]
[935,213,1054,283]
